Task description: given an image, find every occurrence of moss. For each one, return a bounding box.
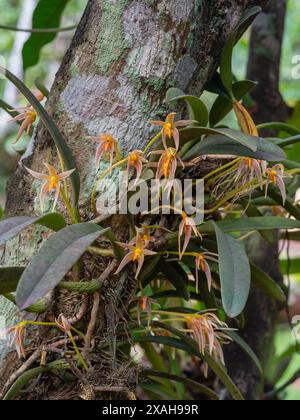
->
[146,77,166,92]
[96,0,129,74]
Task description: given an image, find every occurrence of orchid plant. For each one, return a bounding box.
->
[1,9,300,401]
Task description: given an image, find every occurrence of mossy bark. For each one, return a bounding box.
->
[1,0,269,398]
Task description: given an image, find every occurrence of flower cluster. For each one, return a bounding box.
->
[186,312,232,376]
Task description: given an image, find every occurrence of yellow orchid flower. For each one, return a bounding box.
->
[25,162,75,211]
[115,237,156,279]
[88,133,121,172]
[178,212,201,259]
[150,112,192,150]
[9,90,44,144]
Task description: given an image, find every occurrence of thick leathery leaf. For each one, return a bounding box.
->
[16,224,109,310]
[212,222,251,318]
[184,134,286,162]
[0,213,66,246]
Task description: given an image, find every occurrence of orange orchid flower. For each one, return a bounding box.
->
[115,237,156,279]
[186,313,232,375]
[236,158,266,189]
[265,164,288,204]
[132,295,159,326]
[55,314,72,334]
[25,162,75,211]
[9,90,44,144]
[152,147,183,195]
[178,212,201,259]
[10,107,37,144]
[88,133,120,172]
[133,225,155,247]
[193,252,218,292]
[126,150,148,186]
[150,112,192,150]
[7,322,26,359]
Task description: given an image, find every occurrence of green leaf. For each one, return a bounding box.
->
[167,94,209,127]
[142,369,219,400]
[257,122,300,136]
[22,0,70,70]
[179,127,258,151]
[0,267,25,295]
[0,66,80,207]
[274,134,300,148]
[220,6,262,96]
[199,217,300,235]
[3,366,47,400]
[158,261,190,300]
[227,331,263,376]
[220,32,236,95]
[165,87,185,102]
[212,222,251,318]
[16,224,110,310]
[184,134,286,162]
[251,264,286,303]
[0,213,66,246]
[209,80,257,127]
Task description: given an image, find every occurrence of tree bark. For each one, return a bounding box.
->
[0,0,269,398]
[224,0,289,400]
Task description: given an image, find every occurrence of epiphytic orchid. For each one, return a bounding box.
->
[126,150,148,186]
[115,237,156,279]
[132,295,159,326]
[193,252,219,292]
[265,164,288,204]
[186,313,232,375]
[152,147,183,195]
[88,133,120,172]
[236,158,265,189]
[9,90,44,144]
[178,212,201,259]
[7,322,26,359]
[25,162,75,211]
[150,112,192,150]
[10,107,37,144]
[135,225,155,246]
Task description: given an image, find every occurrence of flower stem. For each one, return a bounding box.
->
[67,331,89,371]
[60,187,78,224]
[142,132,162,155]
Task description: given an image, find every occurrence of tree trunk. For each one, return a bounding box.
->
[0,0,269,399]
[224,0,289,400]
